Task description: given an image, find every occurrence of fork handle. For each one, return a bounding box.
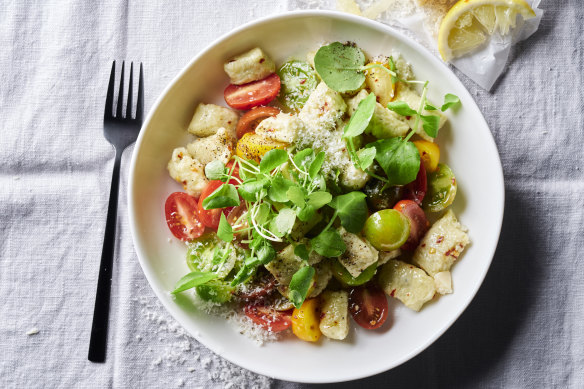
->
[88,149,122,362]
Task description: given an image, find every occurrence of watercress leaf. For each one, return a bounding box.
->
[293,148,313,170]
[329,192,368,233]
[238,177,267,201]
[288,266,315,308]
[204,160,227,181]
[287,186,306,208]
[256,243,276,265]
[312,174,326,191]
[386,101,417,117]
[268,176,295,203]
[314,42,366,93]
[259,149,288,173]
[311,229,346,257]
[270,208,296,237]
[373,138,420,185]
[441,93,461,112]
[343,92,376,138]
[217,213,233,242]
[202,183,239,210]
[420,114,440,138]
[172,271,218,294]
[294,244,310,261]
[356,147,376,170]
[308,151,326,179]
[296,204,316,222]
[424,103,438,111]
[254,202,271,225]
[307,191,332,209]
[238,160,258,181]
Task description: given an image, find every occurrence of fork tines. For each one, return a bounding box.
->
[105,61,144,122]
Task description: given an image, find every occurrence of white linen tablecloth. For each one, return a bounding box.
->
[1,1,582,388]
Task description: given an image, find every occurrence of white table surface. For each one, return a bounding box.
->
[1,1,582,388]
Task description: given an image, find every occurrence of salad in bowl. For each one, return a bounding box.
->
[163,41,470,343]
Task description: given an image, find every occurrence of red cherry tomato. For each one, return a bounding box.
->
[197,180,225,229]
[393,200,430,250]
[404,158,427,206]
[235,106,280,138]
[164,192,205,241]
[243,304,292,332]
[225,161,241,184]
[349,286,389,330]
[224,73,281,110]
[237,273,277,301]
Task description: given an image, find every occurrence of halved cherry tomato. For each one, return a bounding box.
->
[197,180,225,229]
[224,73,281,110]
[226,203,248,233]
[237,273,277,301]
[236,106,280,138]
[403,157,427,206]
[164,192,205,241]
[226,161,240,184]
[393,200,429,250]
[243,303,292,332]
[349,286,389,330]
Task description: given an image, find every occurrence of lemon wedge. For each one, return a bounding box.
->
[438,0,536,61]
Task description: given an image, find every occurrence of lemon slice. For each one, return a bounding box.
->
[438,0,536,61]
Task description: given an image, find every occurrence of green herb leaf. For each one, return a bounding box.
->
[296,204,316,222]
[270,208,296,237]
[288,266,315,308]
[386,101,417,116]
[268,176,295,203]
[256,243,276,265]
[441,93,461,112]
[307,191,332,209]
[356,147,376,170]
[420,114,440,138]
[308,151,326,179]
[254,202,271,225]
[230,265,256,286]
[314,42,366,93]
[204,160,227,181]
[287,186,306,207]
[260,149,288,173]
[329,192,368,233]
[343,92,376,138]
[311,229,346,257]
[172,271,218,294]
[293,148,313,170]
[372,138,420,185]
[217,213,233,242]
[238,177,267,201]
[202,183,239,210]
[294,244,310,261]
[424,103,438,111]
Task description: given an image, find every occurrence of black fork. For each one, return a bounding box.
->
[88,61,144,362]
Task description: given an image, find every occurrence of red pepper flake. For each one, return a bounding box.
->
[259,58,265,64]
[390,289,396,297]
[436,236,444,244]
[300,79,306,84]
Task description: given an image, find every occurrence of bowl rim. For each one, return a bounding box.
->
[128,9,505,383]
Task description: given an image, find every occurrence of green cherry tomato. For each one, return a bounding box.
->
[423,163,457,212]
[363,209,410,251]
[195,280,234,303]
[277,60,318,111]
[332,260,377,286]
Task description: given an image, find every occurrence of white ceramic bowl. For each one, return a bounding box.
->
[128,10,504,383]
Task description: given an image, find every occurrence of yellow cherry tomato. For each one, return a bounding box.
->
[291,298,321,342]
[365,61,395,106]
[235,132,287,163]
[413,140,440,173]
